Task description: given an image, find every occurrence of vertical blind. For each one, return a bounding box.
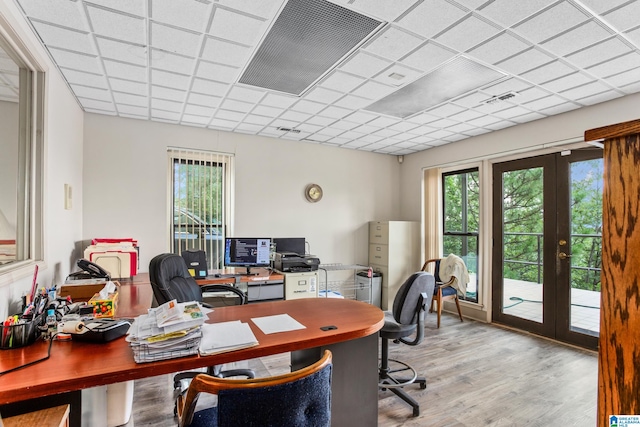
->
[168,148,234,270]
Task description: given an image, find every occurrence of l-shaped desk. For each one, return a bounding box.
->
[0,275,384,427]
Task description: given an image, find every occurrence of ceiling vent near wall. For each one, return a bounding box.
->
[238,0,382,96]
[277,126,301,133]
[483,91,519,105]
[364,56,507,118]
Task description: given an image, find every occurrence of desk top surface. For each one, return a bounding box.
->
[0,297,383,405]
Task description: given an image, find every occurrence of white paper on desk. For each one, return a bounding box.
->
[251,314,306,334]
[199,321,258,356]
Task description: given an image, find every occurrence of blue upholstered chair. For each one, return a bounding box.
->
[422,258,464,328]
[177,349,333,427]
[378,272,435,417]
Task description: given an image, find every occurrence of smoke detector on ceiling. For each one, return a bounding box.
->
[483,91,519,105]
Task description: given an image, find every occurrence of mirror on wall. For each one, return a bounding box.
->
[0,25,44,272]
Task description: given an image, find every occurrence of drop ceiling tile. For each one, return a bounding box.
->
[479,0,557,27]
[305,116,336,126]
[220,98,254,113]
[235,123,265,133]
[150,0,211,32]
[513,2,590,44]
[86,0,145,16]
[364,26,425,61]
[344,110,379,124]
[451,91,488,108]
[344,0,418,21]
[406,112,440,124]
[329,120,360,130]
[191,78,229,96]
[18,0,89,30]
[542,72,595,93]
[290,99,326,114]
[341,139,370,149]
[484,119,517,130]
[105,60,147,81]
[400,41,456,73]
[209,8,267,46]
[491,105,533,119]
[602,1,640,31]
[522,94,566,110]
[328,136,352,145]
[296,123,324,133]
[372,128,401,138]
[366,116,399,128]
[79,97,115,111]
[407,124,438,135]
[252,105,284,117]
[151,23,201,57]
[320,71,367,93]
[443,122,476,133]
[356,134,384,143]
[399,0,467,39]
[151,69,190,89]
[352,123,382,134]
[541,21,613,57]
[520,60,576,84]
[114,92,147,107]
[495,47,554,75]
[109,77,147,95]
[152,85,186,102]
[449,108,485,122]
[96,37,147,66]
[467,31,530,64]
[86,5,146,45]
[435,14,501,52]
[340,130,367,139]
[565,37,632,68]
[561,81,612,99]
[467,114,502,127]
[151,50,195,74]
[339,51,393,78]
[351,80,395,99]
[462,127,492,136]
[410,135,436,144]
[304,87,343,104]
[279,110,312,123]
[606,66,640,88]
[510,111,546,123]
[48,48,103,74]
[316,127,346,137]
[578,0,630,14]
[578,90,624,105]
[319,105,352,119]
[201,38,252,68]
[539,102,580,115]
[625,26,640,47]
[227,86,266,103]
[428,118,458,128]
[152,110,180,121]
[334,94,371,109]
[184,104,215,117]
[260,93,297,108]
[587,52,640,78]
[444,133,471,141]
[31,22,94,55]
[70,84,111,101]
[63,69,109,88]
[388,121,420,132]
[187,93,222,108]
[217,0,285,19]
[243,114,273,125]
[182,115,210,125]
[427,129,454,139]
[196,61,239,83]
[117,104,148,116]
[216,109,246,121]
[513,86,552,104]
[427,103,466,117]
[373,64,422,86]
[482,77,533,96]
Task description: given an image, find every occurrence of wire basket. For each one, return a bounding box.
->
[1,314,44,349]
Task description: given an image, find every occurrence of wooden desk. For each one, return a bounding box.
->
[3,404,70,427]
[0,296,384,426]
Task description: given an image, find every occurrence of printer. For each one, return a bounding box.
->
[274,252,320,272]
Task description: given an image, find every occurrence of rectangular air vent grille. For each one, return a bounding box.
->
[239,0,382,96]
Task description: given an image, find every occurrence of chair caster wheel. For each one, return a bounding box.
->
[413,407,420,417]
[420,383,426,389]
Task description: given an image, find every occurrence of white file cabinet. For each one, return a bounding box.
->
[283,271,319,300]
[369,221,420,310]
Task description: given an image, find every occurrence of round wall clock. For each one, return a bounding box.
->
[305,183,323,203]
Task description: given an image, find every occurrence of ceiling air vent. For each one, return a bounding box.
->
[483,91,519,105]
[277,127,301,133]
[239,0,382,96]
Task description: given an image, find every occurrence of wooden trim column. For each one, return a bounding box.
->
[585,119,640,426]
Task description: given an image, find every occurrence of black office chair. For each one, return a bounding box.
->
[148,254,255,394]
[378,271,435,417]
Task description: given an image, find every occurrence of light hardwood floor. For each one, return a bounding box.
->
[125,313,597,426]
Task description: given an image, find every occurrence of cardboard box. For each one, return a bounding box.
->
[89,290,119,318]
[58,281,109,302]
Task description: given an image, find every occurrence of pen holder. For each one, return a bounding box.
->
[1,313,43,349]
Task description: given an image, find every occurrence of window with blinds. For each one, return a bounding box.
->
[168,148,234,270]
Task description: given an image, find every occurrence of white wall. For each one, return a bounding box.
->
[83,114,400,272]
[0,2,85,318]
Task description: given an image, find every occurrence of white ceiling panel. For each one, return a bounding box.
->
[86,5,146,45]
[14,0,640,155]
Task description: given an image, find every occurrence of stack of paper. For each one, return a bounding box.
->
[126,299,207,363]
[199,321,259,356]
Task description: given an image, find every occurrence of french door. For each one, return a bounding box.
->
[492,148,602,350]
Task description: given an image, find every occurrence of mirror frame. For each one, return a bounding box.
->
[0,12,44,280]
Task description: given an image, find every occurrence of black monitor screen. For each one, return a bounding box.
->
[224,238,271,273]
[273,237,305,256]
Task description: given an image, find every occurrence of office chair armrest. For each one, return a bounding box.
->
[399,292,428,347]
[200,284,247,305]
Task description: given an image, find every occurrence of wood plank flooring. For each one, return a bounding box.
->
[124,313,597,426]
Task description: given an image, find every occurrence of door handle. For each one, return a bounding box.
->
[558,252,571,260]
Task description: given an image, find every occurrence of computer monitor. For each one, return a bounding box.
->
[224,237,272,275]
[273,237,305,256]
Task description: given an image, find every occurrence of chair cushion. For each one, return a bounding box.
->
[438,285,458,297]
[380,312,417,340]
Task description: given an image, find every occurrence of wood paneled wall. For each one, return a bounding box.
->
[585,119,640,426]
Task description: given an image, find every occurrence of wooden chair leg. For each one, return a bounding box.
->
[436,289,442,328]
[454,295,463,322]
